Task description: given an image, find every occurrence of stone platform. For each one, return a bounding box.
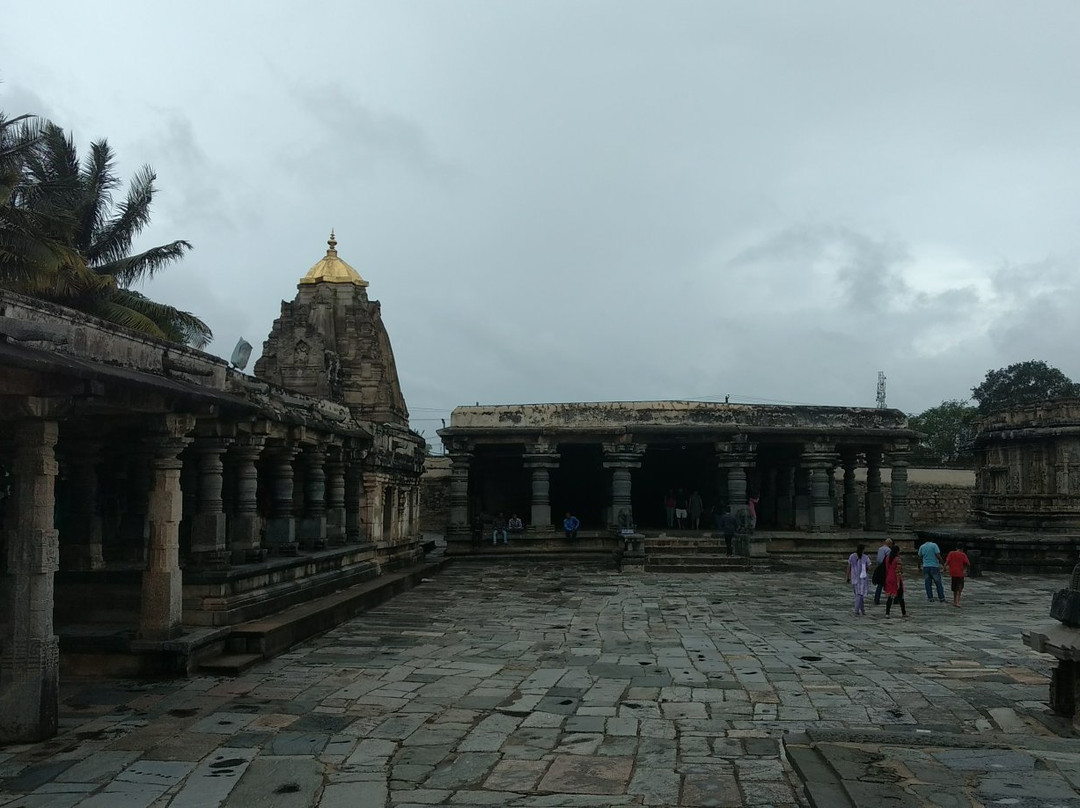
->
[0,561,1076,806]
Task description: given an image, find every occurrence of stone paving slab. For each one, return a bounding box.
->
[0,562,1076,807]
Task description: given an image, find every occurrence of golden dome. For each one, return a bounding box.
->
[299,231,369,287]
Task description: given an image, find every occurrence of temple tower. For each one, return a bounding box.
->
[255,232,409,426]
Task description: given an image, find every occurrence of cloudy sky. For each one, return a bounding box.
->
[4,2,1080,442]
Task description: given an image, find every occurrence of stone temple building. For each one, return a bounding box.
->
[972,399,1080,530]
[438,401,917,552]
[0,234,424,742]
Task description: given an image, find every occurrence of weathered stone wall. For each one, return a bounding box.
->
[421,478,450,532]
[839,481,972,527]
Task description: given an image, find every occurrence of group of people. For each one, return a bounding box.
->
[663,489,760,534]
[473,513,525,545]
[846,537,972,617]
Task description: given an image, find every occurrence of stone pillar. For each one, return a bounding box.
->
[864,449,887,531]
[524,447,560,533]
[0,419,61,743]
[603,444,644,530]
[888,447,911,531]
[228,434,265,563]
[299,446,328,550]
[325,447,346,546]
[805,446,838,532]
[64,440,105,570]
[841,451,861,529]
[190,437,231,568]
[138,415,194,641]
[794,467,811,527]
[265,444,300,554]
[717,437,758,557]
[447,451,472,540]
[344,452,368,546]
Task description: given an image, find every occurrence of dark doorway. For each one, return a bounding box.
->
[550,444,605,528]
[635,443,717,528]
[469,445,529,523]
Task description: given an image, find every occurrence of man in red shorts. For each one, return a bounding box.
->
[945,546,971,608]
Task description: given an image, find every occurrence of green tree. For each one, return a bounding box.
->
[908,399,977,466]
[971,360,1080,414]
[2,117,211,348]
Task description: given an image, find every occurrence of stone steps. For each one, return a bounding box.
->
[197,557,448,675]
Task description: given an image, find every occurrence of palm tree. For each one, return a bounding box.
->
[2,117,212,348]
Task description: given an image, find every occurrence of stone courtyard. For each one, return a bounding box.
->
[1,560,1078,808]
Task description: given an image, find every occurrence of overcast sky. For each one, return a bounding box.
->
[4,2,1080,443]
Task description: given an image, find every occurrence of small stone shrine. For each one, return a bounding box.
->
[1024,564,1080,730]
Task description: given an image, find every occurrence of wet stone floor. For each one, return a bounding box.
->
[1,561,1078,807]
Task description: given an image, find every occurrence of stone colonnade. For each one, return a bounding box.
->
[446,438,912,538]
[0,415,421,744]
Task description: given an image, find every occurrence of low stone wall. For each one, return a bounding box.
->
[841,481,972,527]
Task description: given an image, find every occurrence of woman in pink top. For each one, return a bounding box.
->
[747,493,760,530]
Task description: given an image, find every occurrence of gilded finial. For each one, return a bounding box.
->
[327,230,338,254]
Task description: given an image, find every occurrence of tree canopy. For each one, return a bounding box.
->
[908,399,977,467]
[0,112,211,348]
[971,360,1080,414]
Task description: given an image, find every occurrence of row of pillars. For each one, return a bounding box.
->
[446,443,911,534]
[0,415,382,743]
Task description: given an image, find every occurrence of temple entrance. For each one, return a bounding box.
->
[635,443,717,529]
[551,444,605,528]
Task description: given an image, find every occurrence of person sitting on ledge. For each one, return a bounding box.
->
[563,512,580,541]
[492,513,508,545]
[508,514,524,534]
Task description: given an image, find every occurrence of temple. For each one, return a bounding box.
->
[0,234,425,742]
[438,401,917,552]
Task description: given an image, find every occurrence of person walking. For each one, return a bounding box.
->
[884,545,907,618]
[917,539,946,603]
[675,489,688,529]
[845,543,871,616]
[945,545,972,607]
[718,508,738,556]
[689,490,703,530]
[873,537,893,605]
[747,492,760,530]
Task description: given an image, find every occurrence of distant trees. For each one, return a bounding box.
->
[970,360,1080,415]
[0,111,211,347]
[908,399,977,466]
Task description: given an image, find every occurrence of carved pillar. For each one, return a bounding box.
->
[344,451,368,546]
[299,445,327,550]
[64,439,105,570]
[717,437,759,557]
[864,448,887,531]
[265,443,300,554]
[524,447,560,533]
[325,447,346,546]
[888,446,911,531]
[603,444,644,530]
[138,415,194,641]
[447,451,472,540]
[228,434,265,563]
[841,450,861,529]
[0,419,60,743]
[190,437,231,567]
[804,445,838,532]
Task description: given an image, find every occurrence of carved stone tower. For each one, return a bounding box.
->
[254,232,409,426]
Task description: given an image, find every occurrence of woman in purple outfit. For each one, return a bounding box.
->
[845,543,871,616]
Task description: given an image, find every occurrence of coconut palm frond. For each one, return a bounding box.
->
[111,288,213,348]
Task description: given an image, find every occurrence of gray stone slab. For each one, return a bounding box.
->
[222,756,323,807]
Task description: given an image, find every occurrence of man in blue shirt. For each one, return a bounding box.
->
[918,539,946,603]
[563,512,580,541]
